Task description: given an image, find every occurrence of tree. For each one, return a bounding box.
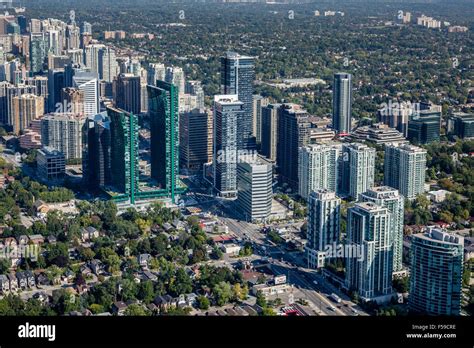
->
[136,218,151,235]
[463,262,471,287]
[46,243,70,267]
[261,307,276,316]
[232,283,248,301]
[256,290,267,308]
[162,306,191,316]
[392,276,409,293]
[0,259,10,274]
[197,295,210,310]
[212,247,223,260]
[169,268,193,296]
[213,281,233,306]
[150,235,168,256]
[89,303,105,314]
[74,273,86,287]
[138,280,155,304]
[119,278,138,301]
[439,211,454,224]
[45,265,63,284]
[78,247,95,262]
[105,254,121,274]
[124,304,149,316]
[267,230,284,244]
[239,243,253,257]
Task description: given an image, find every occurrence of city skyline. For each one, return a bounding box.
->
[0,1,471,336]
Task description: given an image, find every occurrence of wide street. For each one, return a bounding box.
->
[194,195,368,316]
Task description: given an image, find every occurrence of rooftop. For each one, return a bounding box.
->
[414,228,464,247]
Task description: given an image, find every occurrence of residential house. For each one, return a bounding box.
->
[34,200,50,217]
[172,219,185,230]
[0,274,9,293]
[81,226,100,242]
[29,234,45,245]
[170,297,180,308]
[25,270,35,288]
[125,299,140,307]
[233,306,249,316]
[225,308,238,316]
[162,223,174,232]
[147,303,158,313]
[89,260,104,275]
[137,253,152,268]
[142,270,157,282]
[68,247,79,260]
[16,271,28,289]
[0,240,18,267]
[7,274,18,292]
[112,301,128,316]
[63,270,75,284]
[241,305,258,316]
[36,273,50,286]
[17,235,29,245]
[80,264,92,276]
[153,294,174,311]
[74,283,89,295]
[3,237,18,249]
[177,294,187,307]
[186,293,198,307]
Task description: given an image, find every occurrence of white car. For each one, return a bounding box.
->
[313,280,318,285]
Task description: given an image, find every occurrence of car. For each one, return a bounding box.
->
[328,305,336,312]
[313,280,318,285]
[351,308,359,316]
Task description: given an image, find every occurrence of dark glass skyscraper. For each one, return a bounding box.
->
[447,112,474,139]
[47,69,64,113]
[276,104,313,191]
[148,81,179,203]
[82,112,111,191]
[179,109,212,173]
[115,73,141,115]
[332,72,352,134]
[407,110,441,144]
[261,103,280,161]
[221,52,255,150]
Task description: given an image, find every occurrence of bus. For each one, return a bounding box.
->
[330,293,342,303]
